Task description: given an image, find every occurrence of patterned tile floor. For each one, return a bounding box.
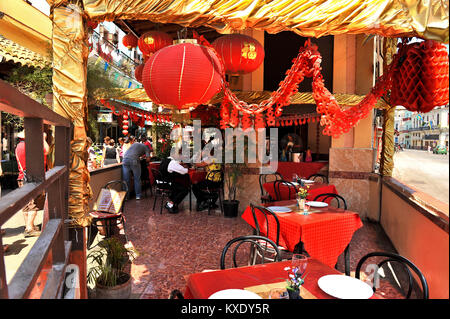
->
[101,195,413,299]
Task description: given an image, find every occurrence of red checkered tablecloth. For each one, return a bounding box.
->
[241,201,363,268]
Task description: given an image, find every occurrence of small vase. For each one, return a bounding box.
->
[288,288,302,299]
[297,198,306,210]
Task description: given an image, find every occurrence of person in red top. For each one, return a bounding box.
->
[15,130,49,237]
[140,135,153,153]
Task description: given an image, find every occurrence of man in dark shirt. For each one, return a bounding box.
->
[122,141,150,200]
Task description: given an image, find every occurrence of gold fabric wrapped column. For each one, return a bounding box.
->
[379,106,396,176]
[51,3,92,227]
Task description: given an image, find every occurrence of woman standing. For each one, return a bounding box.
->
[102,139,120,166]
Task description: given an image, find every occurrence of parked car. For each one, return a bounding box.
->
[433,145,448,154]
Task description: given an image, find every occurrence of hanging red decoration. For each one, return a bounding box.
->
[138,31,173,57]
[87,20,98,30]
[134,63,145,82]
[241,112,253,131]
[142,43,223,109]
[390,40,449,113]
[220,98,231,129]
[254,113,265,130]
[122,130,129,136]
[212,34,264,75]
[123,33,138,50]
[266,107,276,127]
[230,105,240,127]
[122,125,129,130]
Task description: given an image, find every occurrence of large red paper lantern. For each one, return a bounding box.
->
[391,40,449,113]
[138,31,173,57]
[212,34,264,75]
[123,33,138,50]
[142,43,223,109]
[87,20,98,30]
[134,63,145,82]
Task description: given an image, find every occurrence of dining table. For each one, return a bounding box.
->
[263,181,338,201]
[184,259,378,299]
[241,199,363,274]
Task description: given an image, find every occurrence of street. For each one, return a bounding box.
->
[393,149,449,205]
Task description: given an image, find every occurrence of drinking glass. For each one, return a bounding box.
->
[268,288,289,299]
[302,202,310,215]
[291,254,308,274]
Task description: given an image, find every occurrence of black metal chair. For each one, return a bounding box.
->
[151,168,172,214]
[220,235,282,270]
[307,173,328,184]
[274,180,297,201]
[168,289,184,299]
[203,169,224,215]
[355,252,429,299]
[88,180,128,249]
[250,204,293,261]
[259,172,283,203]
[313,193,348,210]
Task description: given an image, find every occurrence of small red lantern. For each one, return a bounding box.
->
[212,34,264,75]
[123,125,129,130]
[122,130,129,135]
[134,63,145,82]
[138,31,173,57]
[123,33,138,50]
[391,40,449,113]
[87,20,98,30]
[142,43,223,109]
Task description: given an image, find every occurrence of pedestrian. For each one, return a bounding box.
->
[15,130,49,237]
[118,137,124,162]
[122,139,151,200]
[141,135,153,153]
[102,139,120,166]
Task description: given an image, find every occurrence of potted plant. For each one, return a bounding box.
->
[223,162,246,218]
[87,237,137,299]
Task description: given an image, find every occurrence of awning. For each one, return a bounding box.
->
[93,88,390,109]
[46,0,449,43]
[0,35,49,68]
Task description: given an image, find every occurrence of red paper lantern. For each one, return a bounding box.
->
[123,125,129,130]
[122,130,129,135]
[123,114,128,120]
[138,31,173,57]
[391,40,449,113]
[123,33,138,50]
[142,43,223,109]
[134,63,145,82]
[212,34,264,75]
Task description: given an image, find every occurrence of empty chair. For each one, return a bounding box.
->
[220,235,282,270]
[274,180,297,201]
[259,172,283,203]
[151,168,172,214]
[355,252,429,299]
[250,204,292,261]
[307,173,328,184]
[313,193,347,210]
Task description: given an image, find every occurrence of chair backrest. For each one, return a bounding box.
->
[274,180,297,201]
[314,193,347,210]
[259,173,283,196]
[168,289,184,299]
[220,235,282,270]
[151,168,170,184]
[308,173,328,184]
[355,252,429,299]
[250,204,281,246]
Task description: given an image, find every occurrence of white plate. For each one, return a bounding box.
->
[267,206,292,213]
[208,289,262,299]
[301,179,315,184]
[318,275,374,299]
[306,201,328,208]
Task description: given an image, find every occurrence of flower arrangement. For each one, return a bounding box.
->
[297,185,310,199]
[284,266,308,292]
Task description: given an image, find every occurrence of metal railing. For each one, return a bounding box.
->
[0,80,72,299]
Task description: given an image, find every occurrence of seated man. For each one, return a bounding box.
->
[192,150,222,211]
[159,155,189,214]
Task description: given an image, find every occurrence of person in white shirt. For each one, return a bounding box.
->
[159,154,189,214]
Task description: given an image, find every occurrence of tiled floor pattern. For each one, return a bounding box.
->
[95,195,416,299]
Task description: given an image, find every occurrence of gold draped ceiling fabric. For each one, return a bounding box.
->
[94,88,390,109]
[48,0,448,43]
